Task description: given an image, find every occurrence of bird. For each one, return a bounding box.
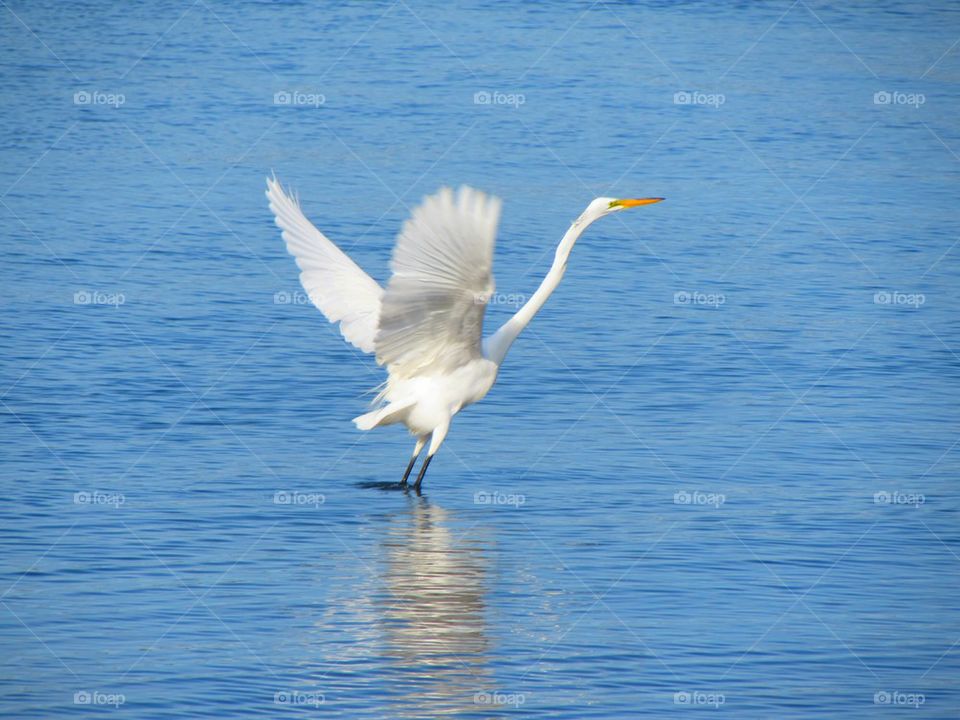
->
[266,178,663,492]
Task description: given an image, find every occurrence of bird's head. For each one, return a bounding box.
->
[576,196,664,226]
[594,196,664,217]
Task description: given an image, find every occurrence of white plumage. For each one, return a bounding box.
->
[266,176,663,490]
[376,186,500,378]
[267,177,382,352]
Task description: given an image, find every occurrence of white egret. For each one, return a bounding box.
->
[266,178,662,491]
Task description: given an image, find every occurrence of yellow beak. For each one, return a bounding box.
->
[609,197,665,209]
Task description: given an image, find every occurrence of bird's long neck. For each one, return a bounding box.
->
[483,211,597,366]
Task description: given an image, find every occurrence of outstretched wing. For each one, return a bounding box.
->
[376,186,501,377]
[266,177,383,353]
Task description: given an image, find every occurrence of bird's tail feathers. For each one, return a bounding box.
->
[352,399,413,431]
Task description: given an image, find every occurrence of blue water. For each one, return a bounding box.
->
[2,1,959,717]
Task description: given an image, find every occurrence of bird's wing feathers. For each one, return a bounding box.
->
[266,177,383,353]
[375,186,501,377]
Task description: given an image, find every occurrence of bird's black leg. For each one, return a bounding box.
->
[400,455,418,486]
[413,454,433,494]
[401,435,428,486]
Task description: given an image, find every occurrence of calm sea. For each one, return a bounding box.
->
[1,1,958,717]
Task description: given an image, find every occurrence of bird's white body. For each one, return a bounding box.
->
[266,177,661,489]
[367,357,499,436]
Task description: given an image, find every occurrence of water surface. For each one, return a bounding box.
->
[1,1,959,717]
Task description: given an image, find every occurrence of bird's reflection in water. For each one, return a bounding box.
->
[377,497,493,717]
